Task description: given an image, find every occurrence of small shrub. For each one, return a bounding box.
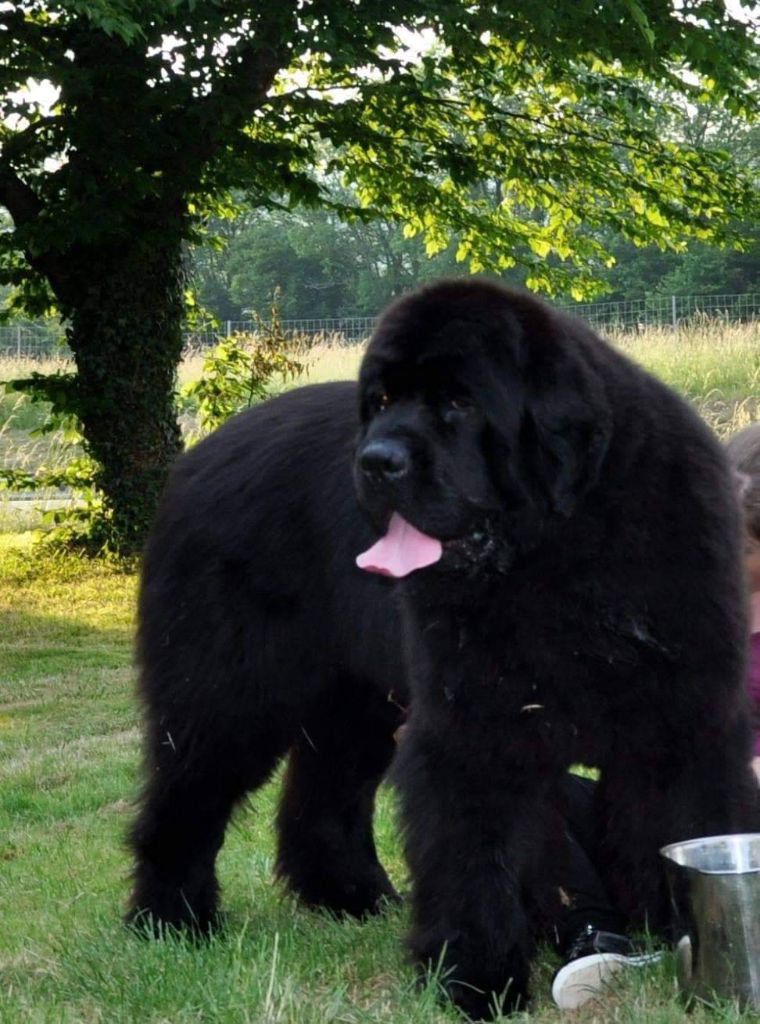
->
[182,297,305,435]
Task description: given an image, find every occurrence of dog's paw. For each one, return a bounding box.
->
[415,935,530,1020]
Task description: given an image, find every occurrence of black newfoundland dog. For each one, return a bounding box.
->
[129,279,758,1018]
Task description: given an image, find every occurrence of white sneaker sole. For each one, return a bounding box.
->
[552,951,662,1010]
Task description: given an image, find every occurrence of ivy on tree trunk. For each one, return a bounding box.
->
[64,239,185,555]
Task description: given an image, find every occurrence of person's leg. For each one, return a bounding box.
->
[551,773,661,1011]
[554,774,628,953]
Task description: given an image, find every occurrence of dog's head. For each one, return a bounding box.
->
[354,279,612,577]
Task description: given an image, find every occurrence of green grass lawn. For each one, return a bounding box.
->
[1,534,759,1024]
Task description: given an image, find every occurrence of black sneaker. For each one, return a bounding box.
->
[551,925,662,1010]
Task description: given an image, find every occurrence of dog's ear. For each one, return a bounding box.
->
[519,349,612,516]
[733,469,751,501]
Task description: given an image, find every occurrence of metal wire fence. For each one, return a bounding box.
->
[560,293,760,332]
[2,293,759,359]
[0,319,67,359]
[182,315,378,350]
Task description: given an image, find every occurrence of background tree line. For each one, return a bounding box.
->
[192,101,759,323]
[190,203,760,324]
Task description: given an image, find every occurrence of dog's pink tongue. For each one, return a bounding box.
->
[356,512,442,578]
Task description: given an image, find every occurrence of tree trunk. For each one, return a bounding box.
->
[64,237,186,555]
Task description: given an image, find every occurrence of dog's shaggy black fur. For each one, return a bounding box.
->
[129,279,759,1018]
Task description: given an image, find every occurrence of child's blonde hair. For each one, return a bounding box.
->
[726,422,760,544]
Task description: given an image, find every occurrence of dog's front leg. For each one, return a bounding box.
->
[394,714,564,1020]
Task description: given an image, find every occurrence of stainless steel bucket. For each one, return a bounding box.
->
[660,834,760,1007]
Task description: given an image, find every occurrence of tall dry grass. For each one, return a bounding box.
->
[277,318,760,438]
[177,330,360,391]
[1,318,757,528]
[610,318,759,438]
[0,355,80,482]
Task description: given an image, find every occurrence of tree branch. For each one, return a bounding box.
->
[0,161,72,299]
[163,10,297,179]
[0,162,43,226]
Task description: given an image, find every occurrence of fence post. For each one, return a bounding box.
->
[226,320,232,338]
[16,322,22,358]
[671,295,677,331]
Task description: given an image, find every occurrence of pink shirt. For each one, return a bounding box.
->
[749,593,760,757]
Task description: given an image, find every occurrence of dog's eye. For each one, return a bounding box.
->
[446,396,473,416]
[449,397,471,412]
[442,396,474,425]
[366,392,391,417]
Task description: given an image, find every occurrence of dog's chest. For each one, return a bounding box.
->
[409,586,665,718]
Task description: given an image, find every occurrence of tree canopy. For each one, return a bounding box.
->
[1,0,758,551]
[3,1,759,304]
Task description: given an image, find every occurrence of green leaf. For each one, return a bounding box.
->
[527,237,552,259]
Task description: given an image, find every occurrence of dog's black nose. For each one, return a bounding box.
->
[359,439,410,481]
